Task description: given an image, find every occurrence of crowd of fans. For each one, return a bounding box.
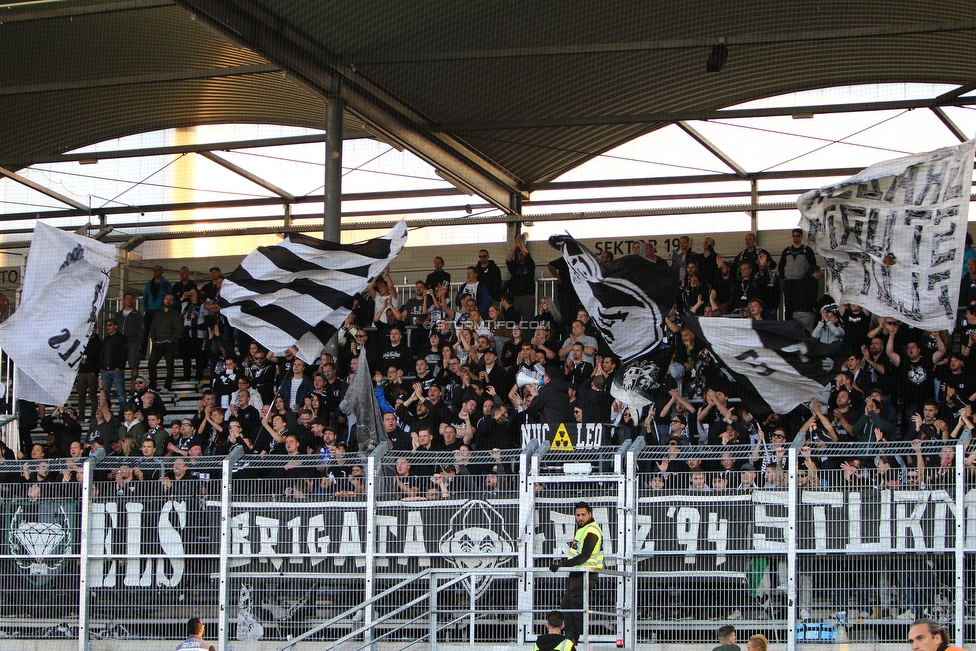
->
[4,229,976,499]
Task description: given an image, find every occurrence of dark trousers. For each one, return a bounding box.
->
[148,340,176,390]
[141,310,157,356]
[180,338,207,380]
[560,571,597,645]
[74,372,98,421]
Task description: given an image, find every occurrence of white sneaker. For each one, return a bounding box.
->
[727,610,742,620]
[799,609,811,620]
[896,609,916,620]
[352,609,364,623]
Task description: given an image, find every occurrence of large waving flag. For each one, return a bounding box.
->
[684,315,841,414]
[0,222,117,406]
[220,222,407,362]
[798,139,976,332]
[549,234,678,408]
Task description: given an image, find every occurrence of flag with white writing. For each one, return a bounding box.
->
[685,315,840,414]
[0,222,116,406]
[549,234,677,408]
[220,222,407,362]
[798,139,976,332]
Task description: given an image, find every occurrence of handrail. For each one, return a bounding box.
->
[278,566,631,651]
[277,568,438,651]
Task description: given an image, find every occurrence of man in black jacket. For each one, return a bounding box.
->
[147,293,182,392]
[76,330,101,423]
[532,611,575,651]
[99,318,129,413]
[525,364,574,425]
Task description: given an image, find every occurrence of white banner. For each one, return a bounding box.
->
[0,223,117,405]
[798,139,976,331]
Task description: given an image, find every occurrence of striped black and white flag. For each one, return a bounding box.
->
[684,315,841,414]
[220,222,408,362]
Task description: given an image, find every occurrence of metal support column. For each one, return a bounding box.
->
[324,77,344,242]
[363,442,387,649]
[750,178,760,235]
[77,449,105,651]
[217,447,244,651]
[622,439,641,650]
[786,440,799,651]
[516,442,541,646]
[954,433,968,646]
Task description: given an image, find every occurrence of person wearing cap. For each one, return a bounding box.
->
[476,346,507,395]
[651,436,687,479]
[751,426,789,479]
[199,267,222,303]
[812,305,845,366]
[100,317,129,413]
[780,228,817,320]
[549,502,603,645]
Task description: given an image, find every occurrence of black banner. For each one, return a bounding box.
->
[5,488,969,590]
[520,422,606,450]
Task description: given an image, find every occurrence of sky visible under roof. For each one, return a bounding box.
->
[1,83,974,258]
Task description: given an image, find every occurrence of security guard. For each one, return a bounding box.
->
[549,501,603,645]
[533,610,575,651]
[176,617,216,651]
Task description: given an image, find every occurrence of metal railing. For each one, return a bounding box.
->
[1,434,975,650]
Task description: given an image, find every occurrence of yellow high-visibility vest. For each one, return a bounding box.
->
[532,637,575,651]
[567,521,603,571]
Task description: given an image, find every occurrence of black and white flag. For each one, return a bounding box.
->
[340,348,384,455]
[684,315,840,414]
[549,234,677,408]
[798,139,976,332]
[220,222,408,362]
[0,222,116,407]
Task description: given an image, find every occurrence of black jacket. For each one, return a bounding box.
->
[526,377,573,424]
[99,332,129,371]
